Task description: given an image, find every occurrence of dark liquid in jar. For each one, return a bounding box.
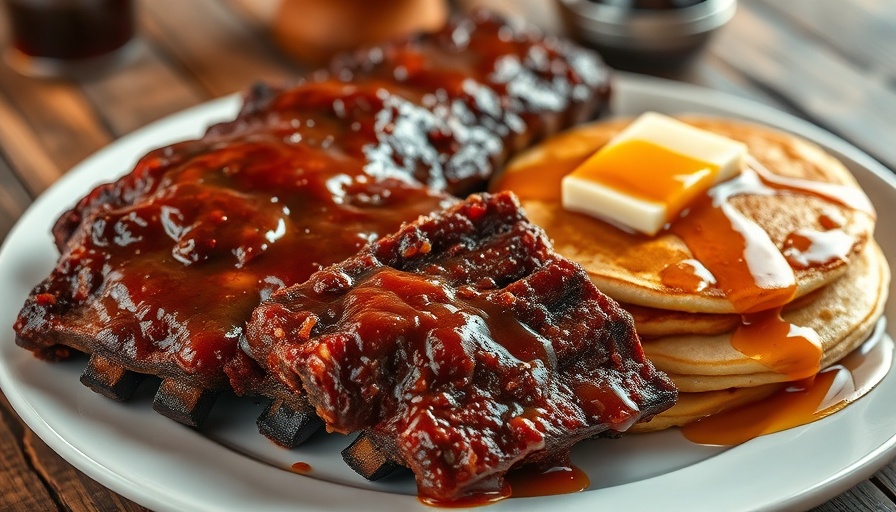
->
[4,0,134,60]
[586,0,706,9]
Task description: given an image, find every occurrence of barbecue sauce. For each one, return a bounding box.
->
[290,461,312,474]
[14,13,609,394]
[419,486,510,508]
[419,464,589,506]
[248,193,676,503]
[507,465,590,497]
[419,463,589,506]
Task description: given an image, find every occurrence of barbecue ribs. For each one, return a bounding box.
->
[14,11,612,439]
[245,192,677,502]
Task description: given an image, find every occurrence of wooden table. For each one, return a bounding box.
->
[0,1,894,510]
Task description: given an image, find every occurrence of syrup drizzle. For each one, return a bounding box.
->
[669,167,797,314]
[671,162,869,376]
[782,228,855,269]
[730,310,822,381]
[658,259,716,293]
[683,321,891,445]
[492,156,587,202]
[749,156,875,216]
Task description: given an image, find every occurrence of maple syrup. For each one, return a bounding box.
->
[730,309,822,380]
[659,259,715,293]
[683,322,891,445]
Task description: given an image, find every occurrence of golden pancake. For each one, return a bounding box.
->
[627,288,821,339]
[492,116,877,314]
[638,323,893,439]
[624,302,738,338]
[642,241,889,392]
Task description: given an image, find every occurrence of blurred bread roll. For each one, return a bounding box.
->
[272,0,449,66]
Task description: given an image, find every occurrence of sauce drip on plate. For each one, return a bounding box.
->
[419,464,589,507]
[290,461,312,474]
[507,464,590,497]
[418,485,510,508]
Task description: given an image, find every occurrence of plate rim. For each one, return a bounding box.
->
[1,72,895,512]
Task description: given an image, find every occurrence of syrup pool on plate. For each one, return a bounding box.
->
[683,322,892,445]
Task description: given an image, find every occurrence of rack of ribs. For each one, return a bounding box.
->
[13,10,612,444]
[245,192,677,503]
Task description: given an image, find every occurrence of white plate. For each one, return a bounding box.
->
[2,73,895,512]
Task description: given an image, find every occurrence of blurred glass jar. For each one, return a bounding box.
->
[2,0,136,78]
[558,0,736,72]
[271,0,448,66]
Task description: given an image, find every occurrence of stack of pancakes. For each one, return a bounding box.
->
[491,116,889,432]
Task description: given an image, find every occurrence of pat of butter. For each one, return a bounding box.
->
[561,112,747,235]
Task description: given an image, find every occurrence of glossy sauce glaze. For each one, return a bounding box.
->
[290,461,313,474]
[667,165,823,377]
[14,13,610,395]
[16,129,448,388]
[420,462,590,505]
[506,465,590,498]
[657,258,716,293]
[245,193,676,503]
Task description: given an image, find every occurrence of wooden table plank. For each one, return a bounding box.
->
[0,395,60,511]
[25,431,148,512]
[710,1,896,172]
[0,74,110,177]
[756,0,896,83]
[0,93,65,195]
[871,463,896,502]
[78,38,205,137]
[139,0,299,97]
[811,480,896,512]
[0,155,33,242]
[1,390,147,512]
[0,21,112,173]
[662,53,797,114]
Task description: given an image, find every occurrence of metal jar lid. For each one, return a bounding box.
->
[557,0,737,68]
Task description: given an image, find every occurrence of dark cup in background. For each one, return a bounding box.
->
[2,0,136,78]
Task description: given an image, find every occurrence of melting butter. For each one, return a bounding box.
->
[561,112,746,235]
